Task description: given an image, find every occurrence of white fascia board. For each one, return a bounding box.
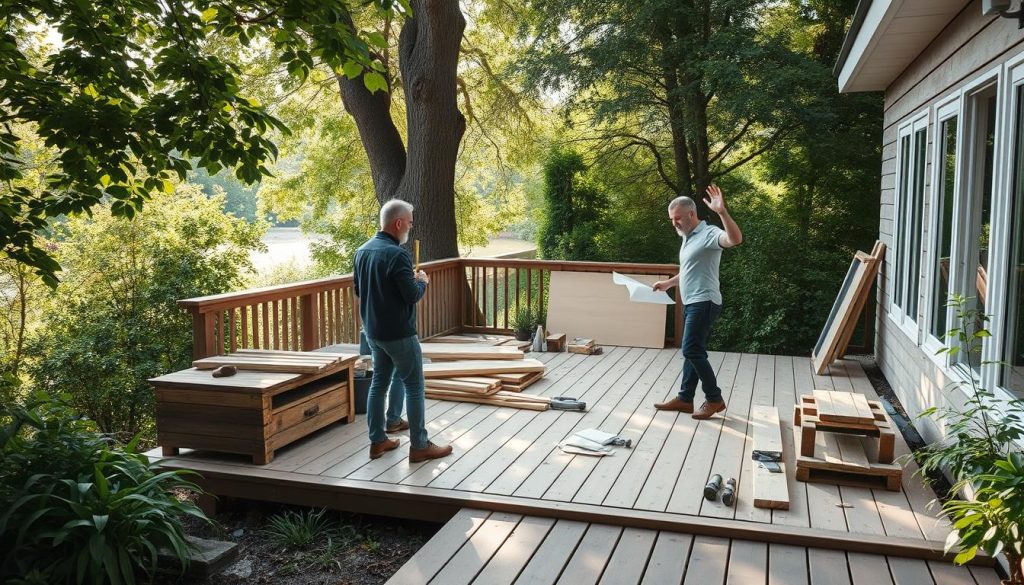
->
[838,0,900,93]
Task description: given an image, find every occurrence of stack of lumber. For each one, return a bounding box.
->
[423,358,547,409]
[429,334,532,350]
[792,390,901,491]
[193,349,350,374]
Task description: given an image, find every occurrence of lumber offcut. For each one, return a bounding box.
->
[422,359,545,378]
[750,405,790,510]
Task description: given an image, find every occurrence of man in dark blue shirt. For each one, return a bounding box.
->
[353,199,452,462]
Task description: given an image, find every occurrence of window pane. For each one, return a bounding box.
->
[1005,86,1024,396]
[908,128,927,319]
[894,135,912,311]
[930,116,957,340]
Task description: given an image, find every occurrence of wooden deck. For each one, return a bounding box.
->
[387,509,1000,585]
[150,348,976,563]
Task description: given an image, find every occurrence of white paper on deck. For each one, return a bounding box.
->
[612,272,675,305]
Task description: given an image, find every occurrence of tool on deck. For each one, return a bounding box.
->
[575,428,631,448]
[211,365,237,378]
[549,396,586,411]
[752,449,783,473]
[721,478,737,507]
[704,474,723,501]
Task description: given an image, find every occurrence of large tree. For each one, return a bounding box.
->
[0,0,402,285]
[335,0,466,261]
[522,0,826,220]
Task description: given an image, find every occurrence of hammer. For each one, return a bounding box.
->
[549,396,586,411]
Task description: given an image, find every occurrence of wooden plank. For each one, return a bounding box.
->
[385,508,490,585]
[428,511,521,585]
[546,271,667,349]
[808,548,852,585]
[598,527,657,585]
[927,561,980,585]
[848,551,895,585]
[751,405,790,510]
[472,516,556,585]
[886,557,934,585]
[812,390,877,425]
[514,519,588,585]
[555,524,620,584]
[423,359,546,378]
[725,540,768,585]
[682,536,729,585]
[811,244,884,374]
[192,355,327,374]
[640,532,692,584]
[768,544,808,585]
[418,343,526,360]
[150,368,300,391]
[424,378,502,394]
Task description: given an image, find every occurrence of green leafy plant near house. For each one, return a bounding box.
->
[0,392,207,584]
[916,295,1024,583]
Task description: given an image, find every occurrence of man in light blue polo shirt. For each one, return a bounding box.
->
[653,184,743,420]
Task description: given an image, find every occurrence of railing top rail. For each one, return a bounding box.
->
[178,256,680,313]
[178,257,463,312]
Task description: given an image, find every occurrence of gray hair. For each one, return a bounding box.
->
[668,196,696,213]
[380,199,414,229]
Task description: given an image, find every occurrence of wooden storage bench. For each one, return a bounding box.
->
[150,355,356,464]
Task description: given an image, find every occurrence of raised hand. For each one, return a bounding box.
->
[703,184,727,215]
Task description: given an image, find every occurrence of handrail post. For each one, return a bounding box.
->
[190,308,217,360]
[300,292,319,351]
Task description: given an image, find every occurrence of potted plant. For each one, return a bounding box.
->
[916,295,1024,583]
[511,307,537,341]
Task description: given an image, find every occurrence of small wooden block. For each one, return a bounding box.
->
[800,422,817,458]
[545,333,566,352]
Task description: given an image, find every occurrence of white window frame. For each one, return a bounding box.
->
[888,111,929,342]
[991,58,1024,400]
[923,97,963,361]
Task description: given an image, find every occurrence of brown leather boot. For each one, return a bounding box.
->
[386,419,410,432]
[654,397,694,413]
[692,400,727,420]
[409,441,453,463]
[369,438,400,460]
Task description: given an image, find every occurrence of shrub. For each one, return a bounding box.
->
[265,508,338,550]
[0,393,207,584]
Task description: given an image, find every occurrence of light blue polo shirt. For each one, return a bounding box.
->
[679,220,724,305]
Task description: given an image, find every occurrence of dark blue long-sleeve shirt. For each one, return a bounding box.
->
[353,232,427,341]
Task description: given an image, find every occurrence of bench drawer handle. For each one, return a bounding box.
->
[303,405,320,418]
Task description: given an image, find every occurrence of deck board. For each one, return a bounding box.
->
[151,349,999,566]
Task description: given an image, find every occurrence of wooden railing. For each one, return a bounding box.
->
[180,258,683,359]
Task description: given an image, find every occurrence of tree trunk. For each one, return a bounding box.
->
[394,0,466,261]
[664,63,692,199]
[336,0,466,261]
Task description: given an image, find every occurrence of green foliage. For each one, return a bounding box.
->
[188,166,261,223]
[1,0,407,285]
[916,295,1024,580]
[0,393,207,584]
[25,186,265,441]
[537,148,607,261]
[265,508,338,550]
[511,305,538,336]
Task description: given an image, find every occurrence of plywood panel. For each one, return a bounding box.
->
[546,271,666,348]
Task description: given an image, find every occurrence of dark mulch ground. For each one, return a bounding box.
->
[157,498,439,585]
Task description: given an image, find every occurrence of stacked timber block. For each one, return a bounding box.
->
[793,390,901,491]
[153,349,358,464]
[419,336,549,410]
[567,337,602,355]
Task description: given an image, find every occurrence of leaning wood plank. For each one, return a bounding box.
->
[833,242,886,361]
[422,359,545,378]
[750,405,790,510]
[811,242,885,374]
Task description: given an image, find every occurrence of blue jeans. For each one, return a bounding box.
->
[679,301,723,403]
[365,335,429,449]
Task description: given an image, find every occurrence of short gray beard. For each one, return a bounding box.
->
[400,231,410,245]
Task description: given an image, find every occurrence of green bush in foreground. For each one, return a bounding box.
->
[0,393,207,584]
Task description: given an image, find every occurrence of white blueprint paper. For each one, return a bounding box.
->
[612,272,675,305]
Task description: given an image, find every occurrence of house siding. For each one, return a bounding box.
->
[877,1,1024,443]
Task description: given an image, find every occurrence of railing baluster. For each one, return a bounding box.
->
[272,299,280,350]
[539,270,545,323]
